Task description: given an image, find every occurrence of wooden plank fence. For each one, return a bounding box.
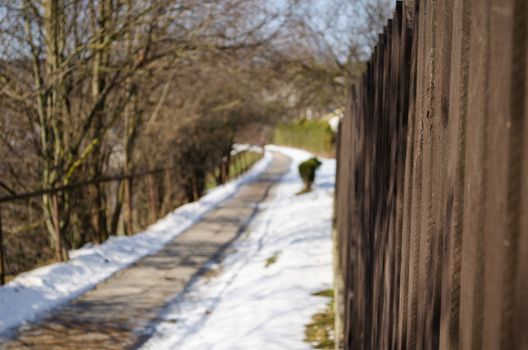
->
[335,0,528,349]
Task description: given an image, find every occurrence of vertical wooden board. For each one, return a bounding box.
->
[381,22,396,349]
[350,88,362,350]
[352,84,367,350]
[396,100,415,349]
[350,85,358,304]
[513,14,528,346]
[360,77,371,350]
[502,0,527,347]
[338,0,528,347]
[481,1,514,349]
[405,0,428,347]
[426,0,453,348]
[397,2,418,349]
[459,0,489,348]
[334,102,347,350]
[340,87,354,350]
[339,109,350,350]
[393,3,411,347]
[380,19,395,350]
[438,0,470,348]
[388,6,406,349]
[370,36,380,350]
[370,40,385,348]
[374,37,383,345]
[357,62,368,350]
[416,0,437,347]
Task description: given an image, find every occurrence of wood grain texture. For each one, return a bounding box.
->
[335,1,528,348]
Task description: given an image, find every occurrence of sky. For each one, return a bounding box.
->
[269,0,394,62]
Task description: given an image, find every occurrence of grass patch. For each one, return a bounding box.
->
[264,251,281,268]
[305,289,335,349]
[312,289,334,298]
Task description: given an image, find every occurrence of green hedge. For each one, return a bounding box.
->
[273,120,335,154]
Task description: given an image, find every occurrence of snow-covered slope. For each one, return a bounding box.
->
[0,151,272,336]
[140,145,336,350]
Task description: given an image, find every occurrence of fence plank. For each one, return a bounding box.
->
[335,0,527,348]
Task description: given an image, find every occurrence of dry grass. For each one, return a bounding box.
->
[305,289,335,349]
[264,251,281,268]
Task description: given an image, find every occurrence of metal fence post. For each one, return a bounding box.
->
[125,177,134,235]
[51,193,66,262]
[0,205,5,285]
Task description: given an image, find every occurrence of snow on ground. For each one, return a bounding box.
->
[0,150,272,336]
[140,145,336,350]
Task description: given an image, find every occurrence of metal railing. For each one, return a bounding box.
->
[0,148,263,285]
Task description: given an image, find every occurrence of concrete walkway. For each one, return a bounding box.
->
[1,153,291,350]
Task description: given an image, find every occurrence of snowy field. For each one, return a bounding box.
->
[140,146,336,350]
[0,149,272,336]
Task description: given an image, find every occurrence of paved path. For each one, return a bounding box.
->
[0,153,291,350]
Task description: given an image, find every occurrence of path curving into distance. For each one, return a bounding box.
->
[0,153,291,350]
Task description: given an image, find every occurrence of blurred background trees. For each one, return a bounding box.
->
[0,0,391,277]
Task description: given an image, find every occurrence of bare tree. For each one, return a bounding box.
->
[0,0,305,269]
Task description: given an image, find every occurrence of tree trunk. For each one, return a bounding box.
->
[124,178,134,235]
[110,180,124,236]
[51,193,68,261]
[161,169,174,216]
[41,0,69,260]
[89,0,114,242]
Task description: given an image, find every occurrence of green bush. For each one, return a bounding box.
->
[273,119,335,155]
[298,157,322,191]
